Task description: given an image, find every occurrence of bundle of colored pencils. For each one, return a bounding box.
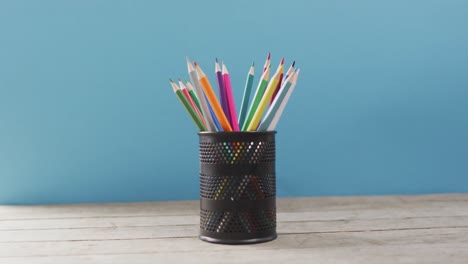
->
[169,53,300,132]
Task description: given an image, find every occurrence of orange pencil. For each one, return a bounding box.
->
[194,62,232,131]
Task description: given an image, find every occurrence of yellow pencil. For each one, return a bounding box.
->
[246,59,284,131]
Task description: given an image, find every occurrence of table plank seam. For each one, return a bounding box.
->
[1,225,467,244]
[1,214,468,231]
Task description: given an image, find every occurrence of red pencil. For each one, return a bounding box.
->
[179,79,206,126]
[270,57,285,104]
[262,52,271,73]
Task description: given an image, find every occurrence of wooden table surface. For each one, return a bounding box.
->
[0,194,467,264]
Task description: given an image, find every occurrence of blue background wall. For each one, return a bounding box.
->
[1,1,467,204]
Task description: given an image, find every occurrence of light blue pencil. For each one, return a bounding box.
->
[266,69,300,131]
[257,70,299,131]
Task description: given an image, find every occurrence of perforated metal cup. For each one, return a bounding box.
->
[198,131,277,244]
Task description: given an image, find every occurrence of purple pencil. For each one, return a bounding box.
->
[215,58,231,122]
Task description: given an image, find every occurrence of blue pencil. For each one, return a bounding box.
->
[207,95,222,131]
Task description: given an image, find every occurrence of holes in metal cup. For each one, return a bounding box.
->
[199,140,275,164]
[200,208,276,234]
[200,174,275,201]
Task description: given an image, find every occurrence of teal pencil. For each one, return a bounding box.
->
[242,66,270,131]
[238,62,255,129]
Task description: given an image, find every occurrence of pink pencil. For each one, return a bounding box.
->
[222,62,240,131]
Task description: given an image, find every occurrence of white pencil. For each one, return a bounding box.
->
[257,71,295,131]
[267,69,300,131]
[186,57,217,131]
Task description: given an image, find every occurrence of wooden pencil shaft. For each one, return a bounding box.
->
[181,88,206,127]
[222,63,239,131]
[175,90,206,131]
[238,72,255,129]
[258,76,294,131]
[189,70,217,131]
[246,67,282,131]
[268,70,300,130]
[216,68,230,122]
[188,89,202,113]
[195,64,232,132]
[242,68,270,131]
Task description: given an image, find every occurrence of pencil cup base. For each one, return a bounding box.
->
[199,232,277,245]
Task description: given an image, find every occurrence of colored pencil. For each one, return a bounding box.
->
[246,60,284,131]
[238,62,255,129]
[194,62,233,132]
[263,52,271,73]
[170,79,206,131]
[208,100,223,131]
[179,79,206,126]
[172,55,300,132]
[185,80,202,113]
[257,71,296,131]
[267,69,300,131]
[242,66,270,131]
[186,57,217,131]
[284,61,295,80]
[270,57,285,104]
[215,59,230,123]
[222,62,240,131]
[186,79,222,131]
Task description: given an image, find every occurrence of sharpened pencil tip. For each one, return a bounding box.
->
[169,78,173,83]
[292,61,295,67]
[193,61,198,67]
[186,57,195,72]
[294,68,301,81]
[280,57,285,65]
[215,57,218,63]
[185,79,189,83]
[267,52,271,60]
[178,79,185,88]
[252,61,255,67]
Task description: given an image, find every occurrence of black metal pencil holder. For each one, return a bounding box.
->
[198,131,277,244]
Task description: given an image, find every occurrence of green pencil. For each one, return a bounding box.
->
[170,79,206,131]
[185,80,202,113]
[238,62,255,129]
[241,66,270,131]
